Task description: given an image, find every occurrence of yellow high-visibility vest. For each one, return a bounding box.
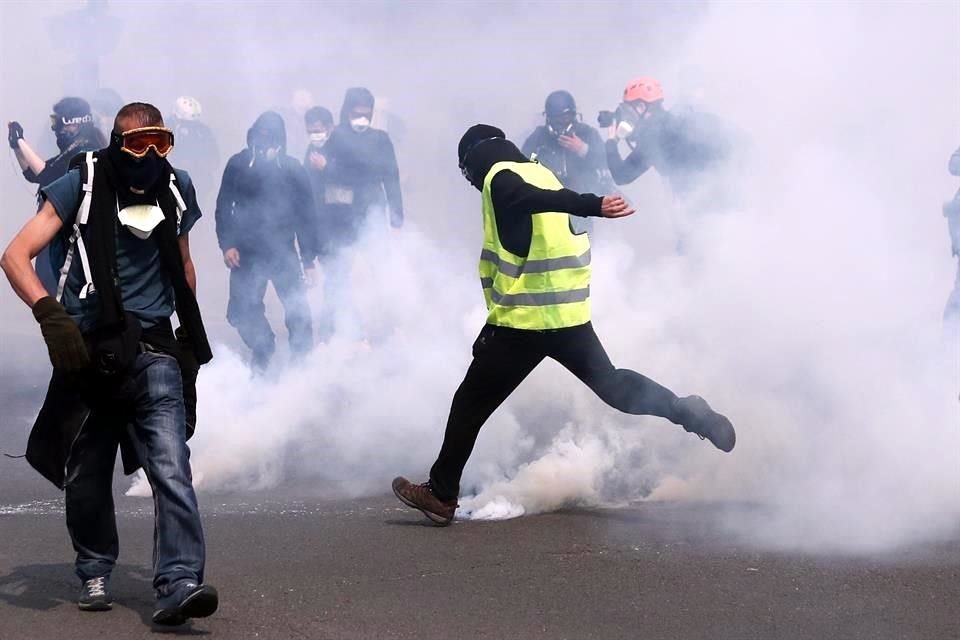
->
[479,160,591,329]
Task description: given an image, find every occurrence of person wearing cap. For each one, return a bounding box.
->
[605,77,729,197]
[391,124,737,526]
[7,97,107,294]
[521,90,608,195]
[0,102,218,624]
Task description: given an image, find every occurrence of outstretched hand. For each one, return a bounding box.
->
[599,195,635,218]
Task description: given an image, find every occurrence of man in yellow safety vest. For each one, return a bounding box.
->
[392,124,736,526]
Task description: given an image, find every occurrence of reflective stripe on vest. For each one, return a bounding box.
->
[478,160,591,329]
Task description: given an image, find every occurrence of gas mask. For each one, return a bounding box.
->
[308,131,329,147]
[614,102,645,141]
[350,116,371,133]
[546,120,574,138]
[118,202,165,240]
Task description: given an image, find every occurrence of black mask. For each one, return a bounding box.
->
[107,139,165,193]
[55,127,77,152]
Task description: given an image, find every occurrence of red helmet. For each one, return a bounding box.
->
[623,77,664,104]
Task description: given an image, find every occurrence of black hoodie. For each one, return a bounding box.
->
[324,88,403,228]
[214,111,319,267]
[459,127,601,257]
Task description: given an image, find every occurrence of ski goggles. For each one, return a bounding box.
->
[116,126,175,158]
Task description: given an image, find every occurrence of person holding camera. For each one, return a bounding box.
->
[521,90,608,195]
[601,77,729,197]
[0,102,219,626]
[8,97,107,294]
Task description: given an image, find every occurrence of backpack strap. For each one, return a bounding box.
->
[56,152,96,303]
[169,172,186,235]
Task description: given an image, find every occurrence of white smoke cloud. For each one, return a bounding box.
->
[1,1,958,554]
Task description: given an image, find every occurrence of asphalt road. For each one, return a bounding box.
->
[0,351,958,639]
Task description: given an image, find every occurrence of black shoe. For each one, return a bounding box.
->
[676,395,736,452]
[78,575,112,612]
[152,582,219,626]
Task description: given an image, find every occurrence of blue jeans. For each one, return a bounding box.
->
[64,352,205,596]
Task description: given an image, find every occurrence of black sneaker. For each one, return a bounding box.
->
[152,582,219,626]
[78,575,112,612]
[676,395,736,452]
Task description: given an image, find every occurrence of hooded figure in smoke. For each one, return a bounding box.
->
[323,87,404,231]
[391,124,737,527]
[166,96,221,206]
[215,111,319,372]
[7,97,107,294]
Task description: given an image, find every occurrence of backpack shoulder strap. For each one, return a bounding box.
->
[56,152,97,303]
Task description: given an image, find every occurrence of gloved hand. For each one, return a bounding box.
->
[32,296,90,371]
[8,121,23,149]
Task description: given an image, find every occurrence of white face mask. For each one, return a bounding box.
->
[264,147,280,161]
[350,116,371,133]
[309,131,328,146]
[118,204,165,240]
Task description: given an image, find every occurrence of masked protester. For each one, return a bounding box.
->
[0,102,218,625]
[215,111,319,372]
[8,97,107,294]
[604,77,729,196]
[944,145,960,340]
[391,125,737,526]
[302,105,350,342]
[521,90,608,195]
[166,96,221,207]
[323,87,404,231]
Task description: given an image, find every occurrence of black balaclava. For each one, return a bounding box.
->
[106,132,168,197]
[339,87,375,132]
[458,124,529,190]
[246,111,287,166]
[52,96,93,151]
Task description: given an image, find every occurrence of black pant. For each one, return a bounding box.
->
[226,254,313,366]
[429,322,683,500]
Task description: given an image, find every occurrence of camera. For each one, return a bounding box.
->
[597,110,615,128]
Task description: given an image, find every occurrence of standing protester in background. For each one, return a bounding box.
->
[603,77,729,197]
[167,96,221,202]
[0,102,218,625]
[392,125,737,526]
[943,145,960,339]
[215,111,319,372]
[324,87,404,231]
[8,97,106,294]
[302,105,351,342]
[521,90,608,195]
[88,88,125,144]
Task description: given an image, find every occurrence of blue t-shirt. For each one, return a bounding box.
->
[41,168,201,332]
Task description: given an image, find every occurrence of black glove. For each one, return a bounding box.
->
[32,296,90,371]
[8,121,23,149]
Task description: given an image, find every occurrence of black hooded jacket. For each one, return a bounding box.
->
[462,133,602,257]
[323,88,403,228]
[215,112,319,267]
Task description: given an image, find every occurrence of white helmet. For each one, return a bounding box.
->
[175,96,202,121]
